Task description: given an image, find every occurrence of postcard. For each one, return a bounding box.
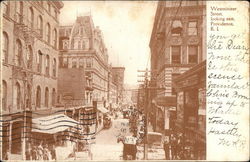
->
[0,1,249,161]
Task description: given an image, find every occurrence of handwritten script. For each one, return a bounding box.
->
[207,3,249,155]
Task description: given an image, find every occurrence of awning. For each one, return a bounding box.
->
[97,107,109,113]
[152,96,176,107]
[32,114,79,134]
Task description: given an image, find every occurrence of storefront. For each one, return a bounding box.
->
[1,111,32,160]
[173,61,206,160]
[152,96,176,135]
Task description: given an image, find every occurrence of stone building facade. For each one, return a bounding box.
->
[1,1,63,159]
[149,1,206,132]
[111,67,125,105]
[59,15,109,107]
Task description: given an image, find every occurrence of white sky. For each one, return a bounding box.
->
[59,1,157,85]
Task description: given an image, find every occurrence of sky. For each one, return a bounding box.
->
[59,1,157,85]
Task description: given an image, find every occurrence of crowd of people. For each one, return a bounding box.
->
[26,141,56,160]
[163,132,193,160]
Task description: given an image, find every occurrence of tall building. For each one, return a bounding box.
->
[59,15,109,107]
[1,1,63,159]
[149,1,206,132]
[111,67,125,105]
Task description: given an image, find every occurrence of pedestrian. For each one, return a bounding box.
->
[177,133,184,159]
[170,134,177,160]
[164,137,170,160]
[131,133,138,160]
[37,142,44,160]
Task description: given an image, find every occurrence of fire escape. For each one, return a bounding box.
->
[13,12,36,110]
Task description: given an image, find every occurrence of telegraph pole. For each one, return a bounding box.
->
[138,69,149,160]
[138,69,165,160]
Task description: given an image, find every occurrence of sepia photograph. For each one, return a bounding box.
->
[0,0,220,161]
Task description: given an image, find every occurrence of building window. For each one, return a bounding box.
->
[78,40,81,49]
[53,58,56,77]
[63,40,68,50]
[53,29,57,48]
[38,15,43,36]
[82,41,85,49]
[14,82,21,110]
[52,88,56,106]
[16,1,23,23]
[28,7,34,29]
[46,2,51,13]
[45,87,49,107]
[45,55,50,75]
[188,21,198,35]
[15,39,22,66]
[26,84,32,109]
[63,58,68,68]
[172,74,181,95]
[3,1,10,16]
[36,86,41,108]
[46,23,51,43]
[2,32,8,64]
[53,7,57,19]
[27,46,33,69]
[86,58,92,68]
[37,50,43,73]
[2,80,7,111]
[171,20,182,36]
[188,45,198,63]
[79,59,84,68]
[72,58,77,68]
[171,46,181,64]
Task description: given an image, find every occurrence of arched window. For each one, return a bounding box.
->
[46,23,51,43]
[52,88,56,106]
[16,1,23,23]
[37,50,43,72]
[14,82,21,110]
[3,1,10,16]
[47,2,51,13]
[45,55,50,75]
[53,29,57,48]
[28,7,34,28]
[15,39,22,66]
[36,86,41,108]
[38,15,43,36]
[27,45,33,69]
[26,84,32,109]
[2,32,8,63]
[2,80,7,111]
[53,58,56,77]
[45,87,49,107]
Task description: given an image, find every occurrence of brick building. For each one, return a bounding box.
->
[59,15,109,108]
[1,1,63,159]
[149,1,206,132]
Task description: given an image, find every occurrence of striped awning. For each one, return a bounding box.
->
[32,114,79,134]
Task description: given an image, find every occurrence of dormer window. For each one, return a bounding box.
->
[171,20,182,36]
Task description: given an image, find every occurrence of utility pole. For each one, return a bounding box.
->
[137,69,149,160]
[138,69,165,160]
